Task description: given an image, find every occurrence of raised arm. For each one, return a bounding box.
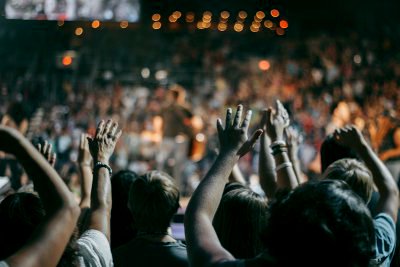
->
[265,101,298,191]
[258,109,277,199]
[0,126,80,267]
[185,105,262,267]
[78,133,93,209]
[334,126,399,222]
[286,127,307,184]
[87,119,121,241]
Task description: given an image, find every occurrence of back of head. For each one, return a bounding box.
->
[262,180,375,267]
[0,193,45,259]
[323,158,374,203]
[128,171,180,232]
[213,187,268,258]
[111,170,140,249]
[320,134,358,172]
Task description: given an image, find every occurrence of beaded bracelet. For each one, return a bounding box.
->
[93,161,113,176]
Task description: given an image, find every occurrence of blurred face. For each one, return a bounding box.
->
[334,102,351,123]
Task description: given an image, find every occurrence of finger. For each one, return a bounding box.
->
[96,120,105,139]
[80,133,85,149]
[46,143,53,162]
[50,153,56,166]
[266,108,273,126]
[102,120,113,137]
[216,118,224,137]
[248,129,264,147]
[241,110,252,131]
[109,121,119,136]
[83,134,89,149]
[114,129,123,141]
[225,108,233,128]
[276,100,283,117]
[37,143,42,153]
[233,105,243,128]
[43,141,48,156]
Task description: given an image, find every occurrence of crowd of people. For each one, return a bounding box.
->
[0,26,400,266]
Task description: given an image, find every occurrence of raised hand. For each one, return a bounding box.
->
[216,105,263,157]
[78,133,92,167]
[265,100,290,142]
[87,119,122,164]
[286,127,303,158]
[37,140,56,167]
[333,125,366,150]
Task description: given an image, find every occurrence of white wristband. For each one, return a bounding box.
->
[275,162,293,172]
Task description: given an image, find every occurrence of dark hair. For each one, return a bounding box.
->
[320,134,358,172]
[0,193,78,266]
[262,180,375,267]
[111,170,139,249]
[213,187,268,258]
[0,193,45,259]
[128,171,180,232]
[323,158,374,203]
[6,102,29,126]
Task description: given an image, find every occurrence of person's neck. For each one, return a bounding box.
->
[136,229,176,243]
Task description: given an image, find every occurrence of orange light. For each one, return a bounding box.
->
[250,25,259,32]
[120,21,129,28]
[75,27,83,36]
[186,12,195,22]
[152,21,162,29]
[252,21,261,29]
[238,11,247,19]
[221,11,230,19]
[217,23,227,31]
[279,20,288,29]
[203,11,212,19]
[258,60,270,71]
[172,11,182,19]
[256,11,265,19]
[264,20,272,28]
[276,27,285,35]
[62,56,73,66]
[169,15,177,23]
[197,21,204,29]
[270,9,280,18]
[91,20,100,29]
[152,13,161,21]
[234,23,243,32]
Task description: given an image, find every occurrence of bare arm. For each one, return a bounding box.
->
[0,126,80,267]
[334,126,399,222]
[185,105,263,267]
[286,127,307,184]
[379,128,400,161]
[78,133,93,209]
[87,120,122,241]
[258,110,277,198]
[265,102,298,191]
[229,164,247,184]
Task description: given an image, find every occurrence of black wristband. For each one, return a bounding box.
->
[93,161,112,176]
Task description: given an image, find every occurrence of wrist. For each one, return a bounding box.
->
[95,156,109,165]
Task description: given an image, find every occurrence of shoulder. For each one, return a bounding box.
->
[372,213,396,264]
[77,229,113,267]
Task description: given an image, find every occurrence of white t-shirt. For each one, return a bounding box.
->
[77,229,114,267]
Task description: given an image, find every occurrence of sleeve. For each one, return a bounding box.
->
[77,229,114,267]
[371,213,396,266]
[0,261,9,267]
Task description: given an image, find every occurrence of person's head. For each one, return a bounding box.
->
[213,186,268,258]
[320,133,358,172]
[0,193,78,265]
[2,102,29,134]
[323,158,374,204]
[128,171,180,232]
[167,85,186,104]
[330,101,351,124]
[262,180,375,267]
[111,170,140,249]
